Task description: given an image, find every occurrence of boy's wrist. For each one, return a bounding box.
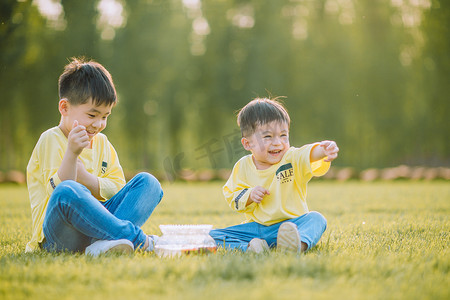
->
[310,143,326,162]
[69,146,83,156]
[65,149,79,162]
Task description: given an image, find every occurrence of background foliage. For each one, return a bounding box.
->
[0,0,448,178]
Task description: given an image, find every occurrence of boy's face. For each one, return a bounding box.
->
[59,98,112,141]
[241,121,290,170]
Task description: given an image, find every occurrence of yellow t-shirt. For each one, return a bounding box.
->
[223,144,330,226]
[26,126,126,252]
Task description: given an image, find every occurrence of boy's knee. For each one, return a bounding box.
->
[135,172,158,183]
[309,211,327,229]
[53,180,83,198]
[49,180,87,207]
[134,172,163,201]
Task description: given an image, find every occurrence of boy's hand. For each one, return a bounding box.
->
[68,120,89,156]
[249,186,270,204]
[320,140,339,162]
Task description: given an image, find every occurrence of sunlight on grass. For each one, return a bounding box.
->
[0,181,449,299]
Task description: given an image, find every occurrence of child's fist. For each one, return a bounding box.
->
[249,186,270,203]
[68,120,89,155]
[320,140,339,162]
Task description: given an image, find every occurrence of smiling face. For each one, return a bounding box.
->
[58,98,112,141]
[241,121,290,170]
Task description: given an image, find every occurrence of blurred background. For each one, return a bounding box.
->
[0,0,448,182]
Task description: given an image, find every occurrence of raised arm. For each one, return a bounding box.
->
[57,120,89,181]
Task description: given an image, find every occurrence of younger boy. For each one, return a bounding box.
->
[26,58,163,256]
[209,97,339,253]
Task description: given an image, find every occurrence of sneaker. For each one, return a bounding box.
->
[85,239,134,257]
[277,222,301,253]
[247,238,269,254]
[145,235,159,252]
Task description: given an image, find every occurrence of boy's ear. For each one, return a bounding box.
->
[241,137,252,151]
[58,98,69,116]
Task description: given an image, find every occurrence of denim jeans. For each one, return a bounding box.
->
[209,211,327,251]
[41,172,163,252]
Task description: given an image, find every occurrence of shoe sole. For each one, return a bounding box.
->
[277,222,300,253]
[247,238,269,254]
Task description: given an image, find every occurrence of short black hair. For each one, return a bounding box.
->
[237,97,290,137]
[58,57,117,106]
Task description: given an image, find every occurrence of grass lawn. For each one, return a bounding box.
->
[0,181,449,299]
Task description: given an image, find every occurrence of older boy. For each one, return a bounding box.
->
[209,98,339,253]
[26,58,163,256]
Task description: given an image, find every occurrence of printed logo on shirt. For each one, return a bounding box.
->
[234,188,249,209]
[276,163,293,183]
[101,161,107,174]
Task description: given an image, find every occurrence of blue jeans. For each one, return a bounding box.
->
[41,172,163,252]
[209,211,327,251]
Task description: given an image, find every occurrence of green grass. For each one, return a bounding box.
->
[1,181,449,300]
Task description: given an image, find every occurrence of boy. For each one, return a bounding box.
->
[209,97,339,253]
[26,58,163,256]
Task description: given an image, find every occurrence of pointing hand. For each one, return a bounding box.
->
[320,140,339,162]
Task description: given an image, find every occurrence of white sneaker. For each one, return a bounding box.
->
[85,239,134,257]
[277,222,301,253]
[247,238,269,253]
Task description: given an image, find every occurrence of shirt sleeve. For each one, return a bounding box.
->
[98,140,125,200]
[223,160,257,213]
[46,171,62,195]
[39,134,66,195]
[294,143,331,181]
[26,129,66,251]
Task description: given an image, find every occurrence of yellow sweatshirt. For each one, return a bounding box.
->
[26,127,125,252]
[223,144,330,226]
